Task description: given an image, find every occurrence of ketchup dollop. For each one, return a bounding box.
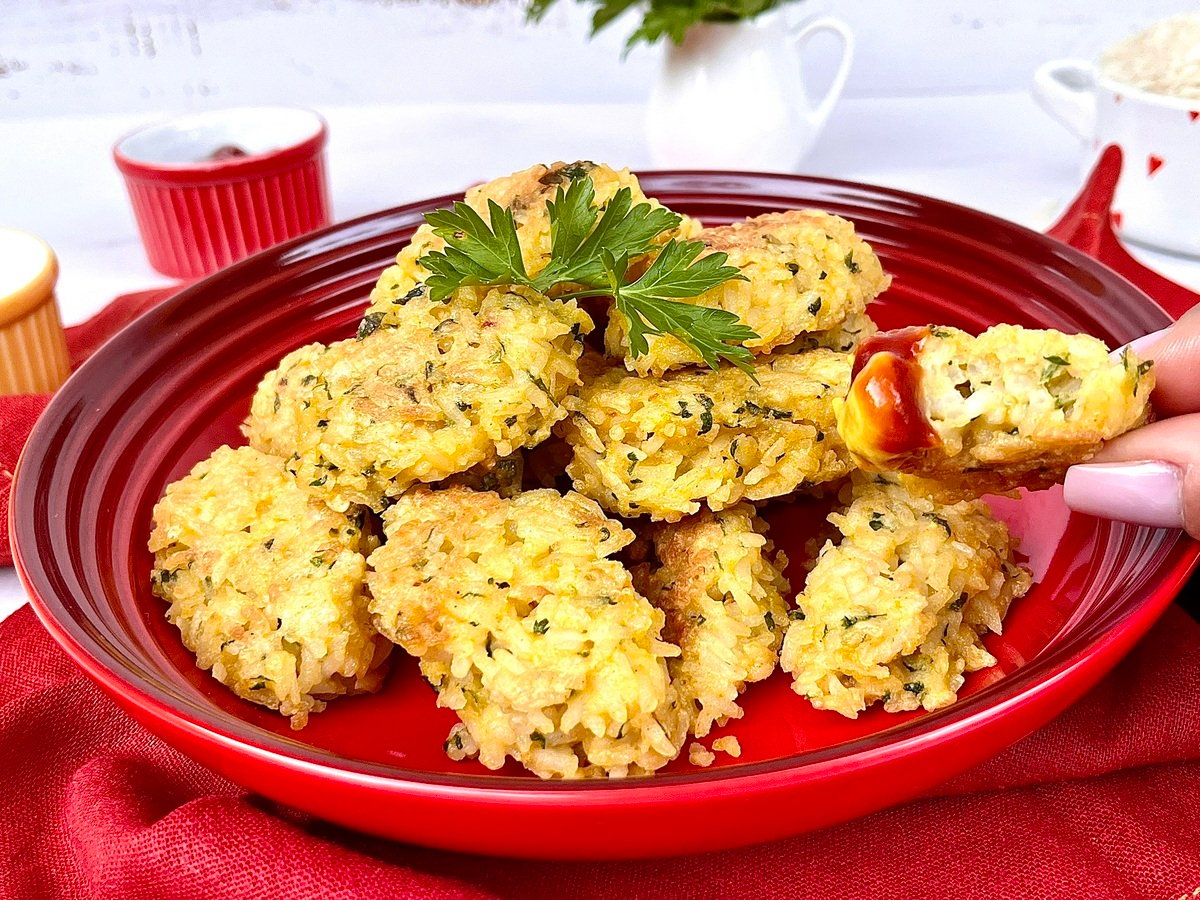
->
[847,325,940,458]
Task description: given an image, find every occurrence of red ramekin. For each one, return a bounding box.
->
[113,107,331,279]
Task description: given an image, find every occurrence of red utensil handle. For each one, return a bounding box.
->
[1046,144,1200,321]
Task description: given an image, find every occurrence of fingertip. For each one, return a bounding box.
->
[1109,326,1171,362]
[1063,460,1185,530]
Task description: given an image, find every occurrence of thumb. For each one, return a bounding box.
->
[1063,414,1200,539]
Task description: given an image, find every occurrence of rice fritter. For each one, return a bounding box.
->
[366,487,688,779]
[631,504,791,738]
[780,476,1032,718]
[366,160,702,311]
[605,210,891,376]
[243,284,591,512]
[560,349,854,521]
[148,445,391,728]
[836,324,1155,497]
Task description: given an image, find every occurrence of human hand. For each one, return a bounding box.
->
[1064,305,1200,539]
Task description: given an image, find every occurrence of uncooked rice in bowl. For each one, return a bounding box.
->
[1101,13,1200,100]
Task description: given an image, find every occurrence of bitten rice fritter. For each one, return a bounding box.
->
[837,324,1155,497]
[604,210,891,376]
[365,160,702,311]
[243,285,591,512]
[148,445,391,728]
[560,350,854,521]
[631,504,791,738]
[780,477,1032,718]
[366,487,688,779]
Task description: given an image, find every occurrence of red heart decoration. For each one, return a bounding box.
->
[1112,210,1124,228]
[1190,110,1199,122]
[1148,155,1165,176]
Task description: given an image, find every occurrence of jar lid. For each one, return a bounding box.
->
[0,228,59,328]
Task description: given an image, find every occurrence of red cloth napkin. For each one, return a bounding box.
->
[1,603,1199,898]
[4,287,1200,897]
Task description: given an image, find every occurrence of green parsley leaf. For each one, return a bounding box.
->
[416,175,757,373]
[421,199,532,300]
[534,181,681,290]
[603,243,756,373]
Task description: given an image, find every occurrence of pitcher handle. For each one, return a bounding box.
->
[791,16,855,131]
[1032,58,1097,142]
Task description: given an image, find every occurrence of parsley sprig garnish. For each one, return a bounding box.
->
[419,176,757,373]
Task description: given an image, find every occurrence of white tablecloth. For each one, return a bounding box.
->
[3,92,1199,624]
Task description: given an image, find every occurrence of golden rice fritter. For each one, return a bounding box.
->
[243,285,591,512]
[365,160,702,310]
[604,210,891,376]
[366,487,688,779]
[560,349,855,521]
[836,324,1155,497]
[631,504,791,738]
[780,477,1031,719]
[148,445,391,728]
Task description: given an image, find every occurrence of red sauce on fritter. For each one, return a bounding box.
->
[849,326,940,456]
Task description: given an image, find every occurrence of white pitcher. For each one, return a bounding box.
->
[645,10,854,171]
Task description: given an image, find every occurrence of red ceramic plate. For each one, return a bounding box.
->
[12,172,1200,860]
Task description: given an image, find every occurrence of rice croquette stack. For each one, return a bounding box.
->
[148,445,391,728]
[604,209,891,375]
[146,158,1150,778]
[243,284,591,512]
[560,349,854,521]
[780,476,1032,718]
[631,504,791,738]
[366,487,688,779]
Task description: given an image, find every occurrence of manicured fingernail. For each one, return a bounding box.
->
[1063,461,1184,529]
[1110,326,1171,361]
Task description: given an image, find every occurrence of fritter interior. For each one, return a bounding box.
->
[837,324,1155,497]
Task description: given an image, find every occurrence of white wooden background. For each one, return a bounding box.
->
[3,0,1198,117]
